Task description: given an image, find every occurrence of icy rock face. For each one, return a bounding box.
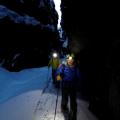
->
[0,0,58,26]
[0,0,60,71]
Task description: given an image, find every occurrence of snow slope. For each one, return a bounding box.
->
[0,67,98,120]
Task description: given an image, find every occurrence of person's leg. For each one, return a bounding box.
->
[52,69,56,84]
[61,87,69,112]
[69,88,77,120]
[55,72,60,88]
[52,69,60,88]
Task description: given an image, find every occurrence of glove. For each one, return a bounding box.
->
[56,75,62,81]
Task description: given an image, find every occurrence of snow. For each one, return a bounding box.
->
[0,66,51,120]
[53,0,61,29]
[0,66,98,120]
[0,67,49,103]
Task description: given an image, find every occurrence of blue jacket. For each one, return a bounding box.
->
[56,64,80,87]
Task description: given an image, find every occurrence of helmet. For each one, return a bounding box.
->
[66,53,75,60]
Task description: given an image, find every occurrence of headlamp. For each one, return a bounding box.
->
[52,53,58,58]
[68,56,73,60]
[66,54,73,60]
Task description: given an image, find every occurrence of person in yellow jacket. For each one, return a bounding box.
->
[48,51,61,87]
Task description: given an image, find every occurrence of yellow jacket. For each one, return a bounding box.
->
[48,58,61,69]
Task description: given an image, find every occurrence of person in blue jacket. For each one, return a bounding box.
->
[56,53,80,120]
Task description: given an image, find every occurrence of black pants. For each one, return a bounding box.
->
[61,85,77,120]
[52,69,56,83]
[52,69,60,87]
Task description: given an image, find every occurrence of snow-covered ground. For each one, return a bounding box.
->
[0,66,98,120]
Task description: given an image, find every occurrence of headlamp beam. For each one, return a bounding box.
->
[52,53,58,58]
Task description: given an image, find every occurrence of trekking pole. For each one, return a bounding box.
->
[54,86,59,120]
